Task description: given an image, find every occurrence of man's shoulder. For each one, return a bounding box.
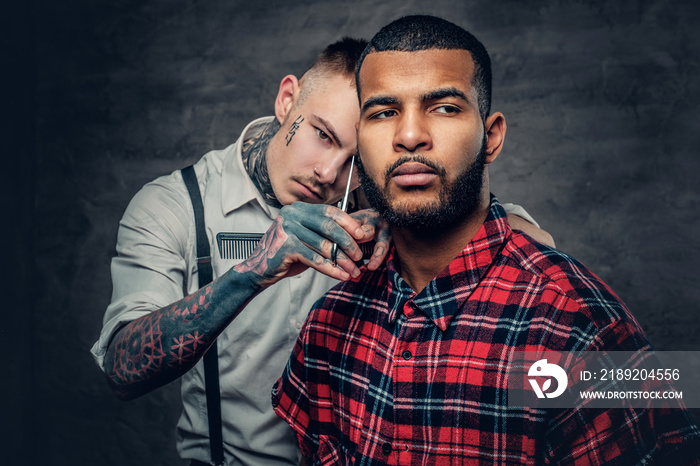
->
[502,231,633,327]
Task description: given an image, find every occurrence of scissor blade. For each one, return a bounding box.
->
[331,155,356,266]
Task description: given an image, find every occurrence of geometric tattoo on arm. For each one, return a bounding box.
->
[109,283,214,390]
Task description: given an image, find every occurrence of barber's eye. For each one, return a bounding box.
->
[316,129,331,142]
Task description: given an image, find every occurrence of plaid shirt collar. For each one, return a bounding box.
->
[385,195,511,331]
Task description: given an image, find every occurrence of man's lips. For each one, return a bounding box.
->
[390,162,439,188]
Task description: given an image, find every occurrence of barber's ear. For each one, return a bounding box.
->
[275,75,300,124]
[484,112,507,163]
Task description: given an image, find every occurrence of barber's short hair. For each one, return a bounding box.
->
[356,15,492,120]
[306,36,368,77]
[296,37,368,107]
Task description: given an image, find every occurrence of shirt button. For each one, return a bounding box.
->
[402,350,412,360]
[382,442,392,454]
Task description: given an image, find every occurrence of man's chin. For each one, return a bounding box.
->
[389,196,440,214]
[382,205,447,231]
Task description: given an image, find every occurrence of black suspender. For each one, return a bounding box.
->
[182,165,213,287]
[181,165,224,466]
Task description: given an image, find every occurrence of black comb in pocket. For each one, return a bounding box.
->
[216,232,376,263]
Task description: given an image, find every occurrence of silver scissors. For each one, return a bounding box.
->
[331,155,355,266]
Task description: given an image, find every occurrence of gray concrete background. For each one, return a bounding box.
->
[4,0,700,464]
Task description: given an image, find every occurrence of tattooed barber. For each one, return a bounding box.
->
[91,38,552,466]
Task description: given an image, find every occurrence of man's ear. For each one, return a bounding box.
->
[274,75,300,124]
[484,112,507,164]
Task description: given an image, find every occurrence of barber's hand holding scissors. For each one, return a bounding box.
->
[235,155,390,288]
[233,203,390,288]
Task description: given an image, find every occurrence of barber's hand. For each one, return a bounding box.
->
[233,202,373,287]
[349,208,391,271]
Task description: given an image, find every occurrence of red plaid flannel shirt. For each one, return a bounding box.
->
[273,197,700,465]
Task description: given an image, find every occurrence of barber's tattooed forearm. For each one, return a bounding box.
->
[242,119,281,208]
[105,258,274,399]
[106,284,215,398]
[284,115,304,146]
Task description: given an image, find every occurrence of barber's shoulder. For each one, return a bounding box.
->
[130,170,190,212]
[119,170,193,246]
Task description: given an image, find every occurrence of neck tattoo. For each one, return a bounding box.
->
[241,119,282,208]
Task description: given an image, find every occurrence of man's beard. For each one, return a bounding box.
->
[357,138,487,235]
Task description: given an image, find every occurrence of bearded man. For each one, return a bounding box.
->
[272,16,700,465]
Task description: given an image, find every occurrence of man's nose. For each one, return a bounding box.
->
[393,112,432,152]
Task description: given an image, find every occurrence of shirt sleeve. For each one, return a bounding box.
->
[543,319,700,465]
[90,177,193,370]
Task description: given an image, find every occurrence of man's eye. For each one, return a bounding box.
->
[370,109,396,120]
[433,105,460,114]
[316,128,331,142]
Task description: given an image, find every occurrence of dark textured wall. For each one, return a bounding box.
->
[6,0,700,464]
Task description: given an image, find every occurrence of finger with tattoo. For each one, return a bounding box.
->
[349,209,392,270]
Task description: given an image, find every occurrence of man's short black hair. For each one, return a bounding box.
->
[356,15,492,120]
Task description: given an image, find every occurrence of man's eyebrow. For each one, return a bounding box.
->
[312,115,342,148]
[422,87,469,103]
[361,96,399,114]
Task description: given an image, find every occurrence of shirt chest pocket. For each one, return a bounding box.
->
[215,232,263,260]
[210,232,264,277]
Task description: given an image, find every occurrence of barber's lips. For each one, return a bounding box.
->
[390,162,439,188]
[296,181,323,201]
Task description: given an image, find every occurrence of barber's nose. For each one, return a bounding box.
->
[314,153,347,185]
[393,112,432,152]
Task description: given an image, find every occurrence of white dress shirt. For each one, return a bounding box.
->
[92,117,338,465]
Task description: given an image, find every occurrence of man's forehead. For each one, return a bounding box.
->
[358,49,476,100]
